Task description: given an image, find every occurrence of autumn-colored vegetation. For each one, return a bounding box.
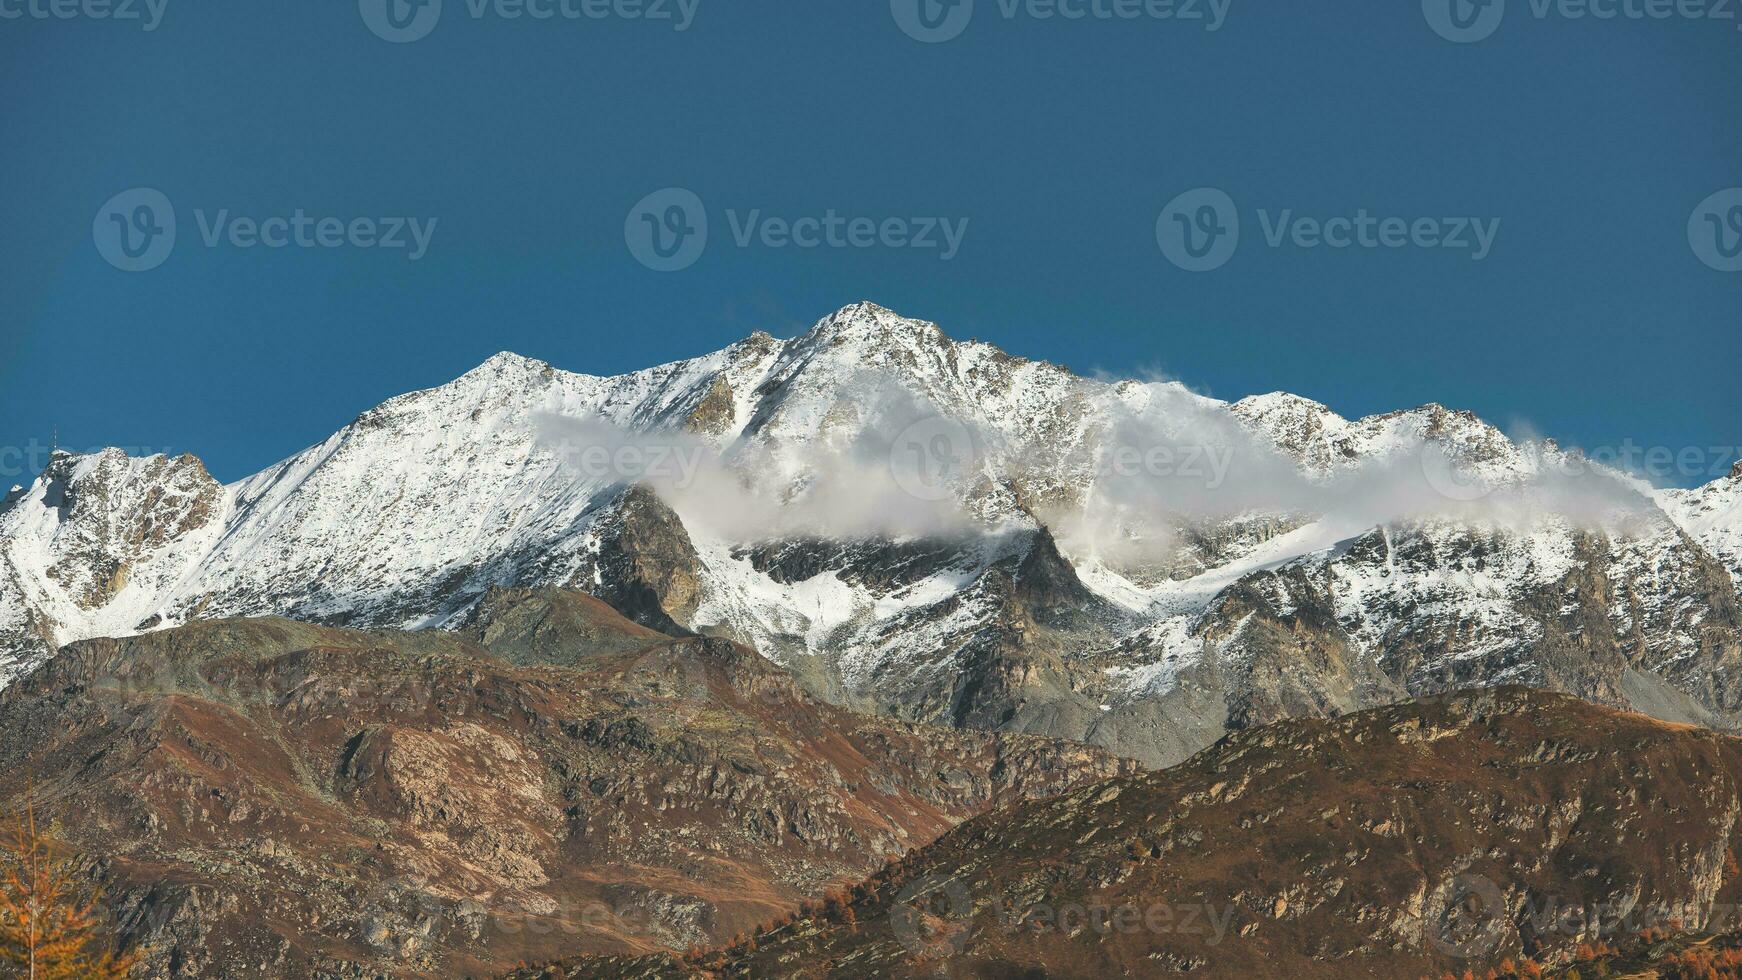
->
[1435,956,1547,979]
[0,791,136,979]
[1653,944,1742,980]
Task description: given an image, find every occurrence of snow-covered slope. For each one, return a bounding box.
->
[4,302,1740,765]
[1658,463,1742,588]
[157,337,777,630]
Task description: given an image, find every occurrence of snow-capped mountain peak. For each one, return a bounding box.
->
[5,302,1742,769]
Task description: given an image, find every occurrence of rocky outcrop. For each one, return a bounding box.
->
[458,584,670,665]
[567,485,704,636]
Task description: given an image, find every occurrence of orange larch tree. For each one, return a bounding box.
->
[0,790,138,979]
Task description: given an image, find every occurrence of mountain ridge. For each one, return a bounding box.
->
[5,301,1741,767]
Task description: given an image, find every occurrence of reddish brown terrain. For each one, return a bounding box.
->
[528,689,1742,979]
[11,583,1742,979]
[0,587,1129,978]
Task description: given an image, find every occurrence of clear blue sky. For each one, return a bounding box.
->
[2,2,1737,485]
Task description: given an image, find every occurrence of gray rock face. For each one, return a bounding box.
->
[563,484,704,636]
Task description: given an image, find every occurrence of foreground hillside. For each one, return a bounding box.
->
[526,689,1742,979]
[0,588,1127,978]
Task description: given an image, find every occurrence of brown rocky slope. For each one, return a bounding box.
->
[0,587,1129,978]
[537,688,1742,979]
